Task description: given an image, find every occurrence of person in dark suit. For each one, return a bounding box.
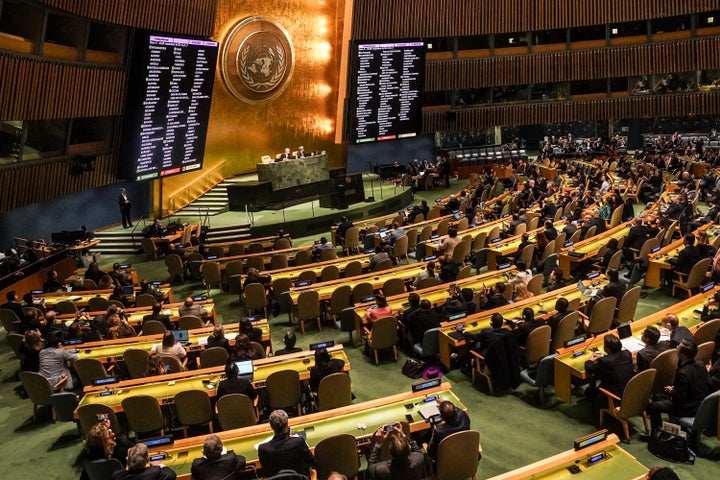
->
[309,347,345,392]
[278,148,294,161]
[191,434,245,480]
[477,282,509,310]
[510,307,545,347]
[142,303,173,331]
[296,146,306,158]
[206,324,231,353]
[464,313,522,391]
[367,423,425,480]
[584,334,635,410]
[636,325,669,372]
[597,269,626,303]
[275,330,302,356]
[217,361,257,402]
[1,290,25,321]
[112,443,176,480]
[662,313,694,348]
[426,400,471,460]
[647,339,710,430]
[546,297,573,336]
[258,410,316,477]
[669,233,704,276]
[118,187,132,229]
[438,255,459,283]
[407,299,440,344]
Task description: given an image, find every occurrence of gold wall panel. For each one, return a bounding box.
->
[157,0,347,213]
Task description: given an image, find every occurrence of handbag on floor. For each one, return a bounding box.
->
[401,358,426,379]
[647,428,695,464]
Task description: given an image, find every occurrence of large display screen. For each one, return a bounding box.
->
[350,40,425,144]
[120,32,219,181]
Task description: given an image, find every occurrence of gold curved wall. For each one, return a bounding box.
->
[157,0,348,214]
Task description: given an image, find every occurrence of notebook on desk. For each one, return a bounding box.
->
[418,404,441,423]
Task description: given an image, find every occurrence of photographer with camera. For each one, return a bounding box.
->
[367,422,425,480]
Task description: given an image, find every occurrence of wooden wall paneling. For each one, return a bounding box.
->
[37,0,216,36]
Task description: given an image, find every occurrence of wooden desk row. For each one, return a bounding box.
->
[75,345,350,415]
[147,382,464,479]
[62,319,264,364]
[645,222,720,288]
[352,267,517,340]
[64,266,140,288]
[36,285,174,308]
[436,279,608,369]
[58,300,216,329]
[553,285,719,403]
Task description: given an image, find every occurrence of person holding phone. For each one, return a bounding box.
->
[367,422,425,480]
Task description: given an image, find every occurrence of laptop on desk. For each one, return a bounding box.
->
[234,360,254,382]
[172,329,190,346]
[577,280,599,297]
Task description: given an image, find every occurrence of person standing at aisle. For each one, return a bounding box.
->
[119,188,132,228]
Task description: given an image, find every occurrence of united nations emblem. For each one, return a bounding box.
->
[220,17,295,104]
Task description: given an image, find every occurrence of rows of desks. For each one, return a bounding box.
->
[75,345,350,414]
[553,285,718,403]
[35,285,174,307]
[436,279,608,369]
[147,382,464,479]
[62,319,265,364]
[57,300,217,329]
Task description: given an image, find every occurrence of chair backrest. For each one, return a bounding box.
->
[520,244,535,267]
[539,242,555,262]
[84,458,124,480]
[684,391,720,430]
[124,348,150,378]
[405,228,419,251]
[487,225,501,243]
[569,229,582,243]
[417,327,440,357]
[141,238,158,258]
[472,231,487,254]
[142,320,167,336]
[615,285,642,324]
[77,403,123,437]
[320,264,340,282]
[272,277,292,296]
[436,219,450,237]
[435,430,481,480]
[270,254,289,270]
[19,371,53,407]
[456,264,472,280]
[617,368,656,420]
[87,296,110,312]
[314,433,359,480]
[382,277,406,297]
[207,246,225,258]
[526,273,543,296]
[370,316,398,349]
[609,205,624,228]
[320,248,338,261]
[696,341,715,365]
[328,285,352,316]
[243,283,268,310]
[6,332,23,357]
[417,276,440,289]
[294,249,313,266]
[55,300,78,315]
[533,353,557,388]
[158,355,184,373]
[297,290,320,321]
[200,346,229,368]
[0,308,20,333]
[373,259,393,272]
[216,393,257,430]
[527,216,540,230]
[249,341,266,359]
[554,232,567,254]
[419,224,433,241]
[178,316,204,330]
[524,325,551,365]
[515,222,528,236]
[344,227,360,250]
[135,293,157,308]
[638,237,660,259]
[394,235,409,258]
[551,311,579,351]
[582,225,597,240]
[274,237,291,250]
[74,358,109,387]
[317,373,353,411]
[585,297,617,335]
[265,370,302,410]
[246,256,265,272]
[606,250,623,272]
[121,394,165,436]
[174,389,213,429]
[649,348,678,395]
[247,242,264,254]
[222,261,243,281]
[541,253,558,281]
[352,282,374,304]
[694,318,720,345]
[228,243,245,256]
[297,270,317,283]
[685,257,712,289]
[343,260,363,278]
[202,261,222,287]
[338,307,357,333]
[49,392,78,422]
